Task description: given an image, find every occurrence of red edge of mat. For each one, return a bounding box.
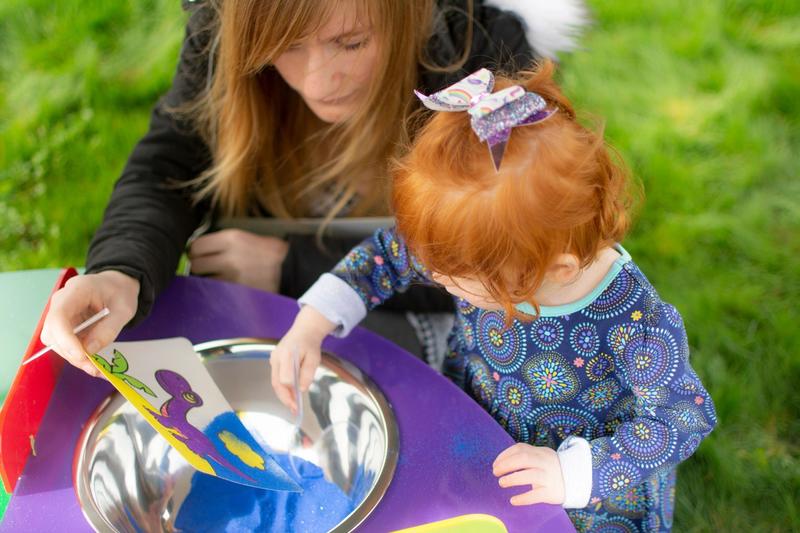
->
[0,267,77,492]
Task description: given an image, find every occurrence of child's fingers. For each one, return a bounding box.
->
[270,356,281,393]
[493,442,529,464]
[269,344,288,383]
[274,382,297,412]
[493,451,538,477]
[498,468,545,489]
[269,355,286,396]
[269,351,297,411]
[493,443,530,470]
[298,354,318,391]
[509,488,547,506]
[278,349,296,387]
[269,352,280,384]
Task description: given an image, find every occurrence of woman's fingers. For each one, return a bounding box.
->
[40,271,139,377]
[188,253,229,277]
[187,233,234,278]
[187,231,228,258]
[81,308,131,355]
[43,312,88,366]
[78,314,131,379]
[41,287,99,375]
[188,230,288,292]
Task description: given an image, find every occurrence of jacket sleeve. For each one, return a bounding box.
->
[298,228,436,336]
[85,4,215,324]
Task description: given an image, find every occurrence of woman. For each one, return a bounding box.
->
[41,0,587,376]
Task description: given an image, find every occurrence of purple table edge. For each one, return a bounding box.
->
[1,276,574,533]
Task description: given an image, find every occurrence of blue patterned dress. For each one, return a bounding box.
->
[319,228,716,532]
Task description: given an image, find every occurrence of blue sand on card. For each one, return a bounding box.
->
[201,413,300,491]
[174,454,355,532]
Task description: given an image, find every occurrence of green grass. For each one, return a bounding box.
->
[559,1,800,531]
[0,0,186,518]
[0,0,185,269]
[1,0,798,530]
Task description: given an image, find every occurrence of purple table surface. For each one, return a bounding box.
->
[1,276,574,533]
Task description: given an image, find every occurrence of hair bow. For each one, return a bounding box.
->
[414,68,555,171]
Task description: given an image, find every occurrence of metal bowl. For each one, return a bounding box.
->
[73,338,398,532]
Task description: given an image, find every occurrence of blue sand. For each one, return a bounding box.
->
[201,413,300,492]
[174,454,355,533]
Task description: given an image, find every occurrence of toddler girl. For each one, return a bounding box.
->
[271,61,716,532]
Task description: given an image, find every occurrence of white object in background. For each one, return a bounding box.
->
[486,0,591,59]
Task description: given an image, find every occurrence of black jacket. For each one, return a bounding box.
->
[86,0,535,323]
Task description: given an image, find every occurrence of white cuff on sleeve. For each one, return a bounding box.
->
[557,436,593,509]
[298,273,368,337]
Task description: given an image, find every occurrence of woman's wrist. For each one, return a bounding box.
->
[93,270,141,315]
[96,269,140,294]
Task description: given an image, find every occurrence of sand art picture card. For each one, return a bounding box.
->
[89,337,301,492]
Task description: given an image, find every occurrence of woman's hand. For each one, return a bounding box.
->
[40,270,140,377]
[493,443,566,506]
[188,229,289,293]
[270,305,337,412]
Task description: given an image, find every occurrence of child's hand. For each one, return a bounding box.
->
[270,305,336,412]
[492,443,566,506]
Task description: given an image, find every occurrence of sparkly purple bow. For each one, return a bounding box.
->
[414,68,555,170]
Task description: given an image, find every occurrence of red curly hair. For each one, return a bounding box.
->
[392,61,637,320]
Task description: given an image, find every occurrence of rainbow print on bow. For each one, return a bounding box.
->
[414,68,555,170]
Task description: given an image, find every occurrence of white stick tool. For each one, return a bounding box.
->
[22,307,111,366]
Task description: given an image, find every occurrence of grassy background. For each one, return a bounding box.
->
[1,0,798,530]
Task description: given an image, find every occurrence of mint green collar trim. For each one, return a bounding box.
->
[515,244,632,318]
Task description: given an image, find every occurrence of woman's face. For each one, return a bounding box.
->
[272,2,379,124]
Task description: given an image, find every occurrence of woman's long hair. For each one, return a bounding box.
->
[186,0,473,223]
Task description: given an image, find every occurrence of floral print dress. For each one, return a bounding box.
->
[313,228,716,532]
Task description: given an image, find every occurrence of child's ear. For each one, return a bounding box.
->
[547,254,581,284]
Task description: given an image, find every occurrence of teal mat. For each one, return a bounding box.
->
[0,270,64,522]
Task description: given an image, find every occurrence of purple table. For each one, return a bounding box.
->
[1,276,574,532]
